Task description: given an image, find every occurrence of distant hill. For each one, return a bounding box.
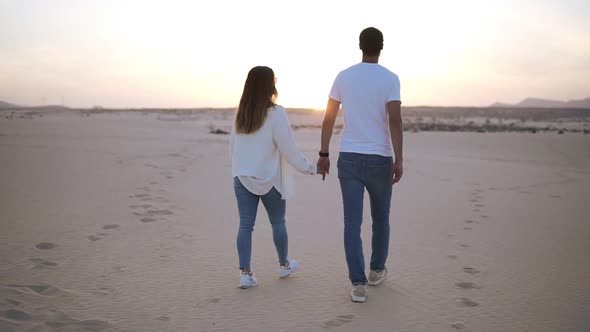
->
[0,100,70,111]
[491,97,590,109]
[32,104,70,111]
[0,100,19,109]
[489,102,512,108]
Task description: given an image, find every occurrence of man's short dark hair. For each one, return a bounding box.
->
[359,27,383,56]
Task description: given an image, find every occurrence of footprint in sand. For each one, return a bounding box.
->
[29,258,58,269]
[3,308,32,321]
[456,297,479,307]
[45,321,69,329]
[323,314,355,328]
[35,242,57,250]
[103,224,119,230]
[95,287,114,296]
[456,282,481,289]
[450,321,466,329]
[48,317,112,331]
[130,204,153,210]
[147,210,173,216]
[88,235,103,241]
[174,234,192,240]
[5,299,21,306]
[463,267,480,275]
[112,265,126,273]
[7,284,63,296]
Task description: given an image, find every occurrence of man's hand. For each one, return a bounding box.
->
[317,157,330,180]
[391,160,403,184]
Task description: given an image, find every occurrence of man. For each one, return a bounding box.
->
[317,27,403,303]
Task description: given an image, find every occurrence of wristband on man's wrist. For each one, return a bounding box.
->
[319,151,329,157]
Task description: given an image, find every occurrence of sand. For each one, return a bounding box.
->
[1,110,589,331]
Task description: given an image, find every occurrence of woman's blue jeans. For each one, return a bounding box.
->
[234,177,288,270]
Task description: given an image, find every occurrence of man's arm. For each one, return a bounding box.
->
[317,98,341,178]
[387,100,403,184]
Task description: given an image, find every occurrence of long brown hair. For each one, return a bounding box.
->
[235,66,277,134]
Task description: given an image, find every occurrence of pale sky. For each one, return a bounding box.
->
[1,0,589,109]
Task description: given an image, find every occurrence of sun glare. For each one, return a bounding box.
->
[1,1,588,108]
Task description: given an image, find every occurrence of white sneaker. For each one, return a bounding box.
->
[279,259,299,279]
[368,267,388,286]
[239,272,258,289]
[351,284,367,303]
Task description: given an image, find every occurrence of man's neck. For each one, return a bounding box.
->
[362,55,379,63]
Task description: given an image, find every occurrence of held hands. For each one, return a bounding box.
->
[317,157,330,181]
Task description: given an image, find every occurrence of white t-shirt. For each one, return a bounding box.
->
[329,62,401,157]
[230,105,316,199]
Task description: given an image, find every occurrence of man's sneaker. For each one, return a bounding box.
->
[351,284,367,303]
[368,267,388,286]
[239,272,258,289]
[279,259,299,279]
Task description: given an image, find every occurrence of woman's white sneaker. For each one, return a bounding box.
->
[239,272,258,289]
[279,259,299,278]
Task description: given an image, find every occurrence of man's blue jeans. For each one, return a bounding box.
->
[337,152,393,285]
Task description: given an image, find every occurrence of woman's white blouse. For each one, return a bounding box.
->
[230,105,316,199]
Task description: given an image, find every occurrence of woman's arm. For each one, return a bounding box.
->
[272,107,316,174]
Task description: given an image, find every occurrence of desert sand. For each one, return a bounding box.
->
[1,109,589,331]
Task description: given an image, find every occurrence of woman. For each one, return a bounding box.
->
[230,66,317,289]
